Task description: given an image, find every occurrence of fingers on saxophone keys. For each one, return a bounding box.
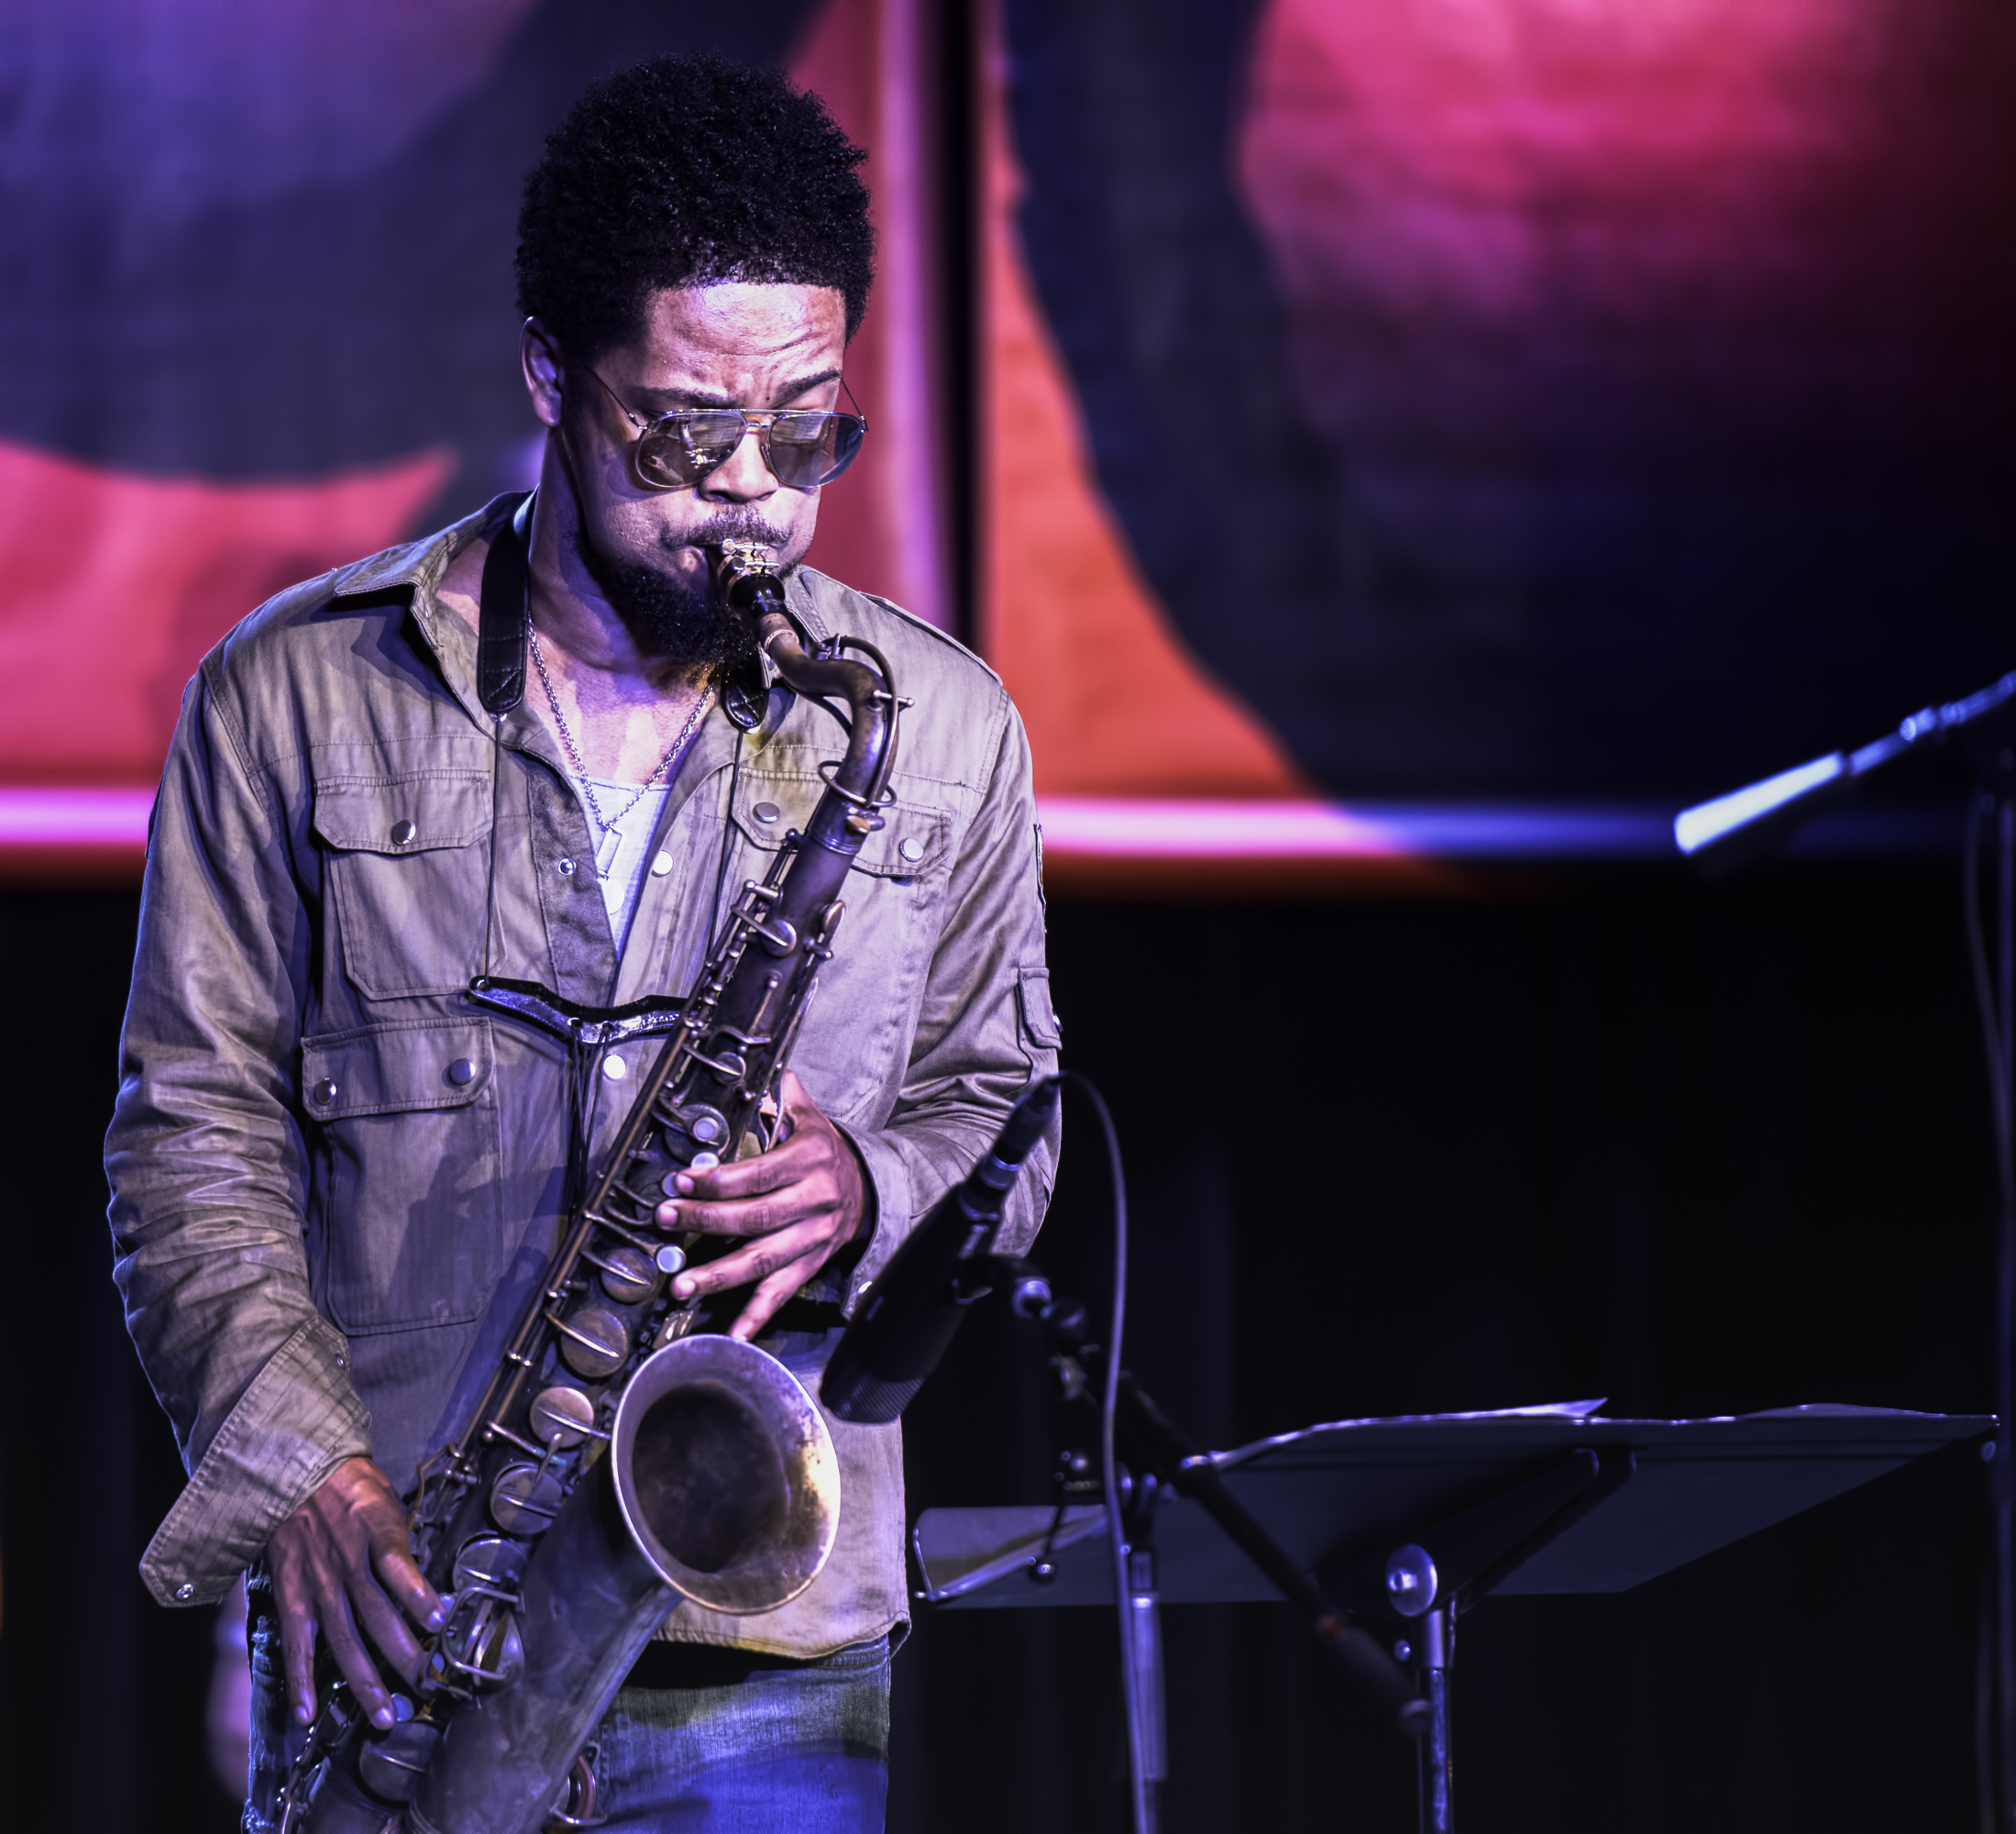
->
[729,1255,823,1341]
[677,1233,806,1304]
[656,1196,783,1236]
[320,1586,395,1729]
[373,1531,445,1633]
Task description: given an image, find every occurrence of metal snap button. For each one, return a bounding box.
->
[650,851,674,877]
[557,857,577,877]
[174,1582,195,1601]
[602,1055,628,1081]
[311,1077,337,1106]
[898,837,924,863]
[390,819,416,846]
[753,801,781,825]
[447,1058,477,1087]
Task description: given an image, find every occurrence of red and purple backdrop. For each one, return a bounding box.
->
[3,0,2013,886]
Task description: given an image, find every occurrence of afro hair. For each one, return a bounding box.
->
[515,55,876,362]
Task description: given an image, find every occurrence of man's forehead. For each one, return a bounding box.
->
[634,282,845,359]
[609,282,847,404]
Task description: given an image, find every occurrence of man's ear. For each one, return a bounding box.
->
[521,318,566,430]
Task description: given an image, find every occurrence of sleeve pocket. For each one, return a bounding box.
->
[1015,967,1063,1050]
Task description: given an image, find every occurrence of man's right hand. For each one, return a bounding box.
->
[269,1456,444,1730]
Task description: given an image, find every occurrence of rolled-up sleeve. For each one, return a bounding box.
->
[105,660,369,1607]
[839,700,1061,1305]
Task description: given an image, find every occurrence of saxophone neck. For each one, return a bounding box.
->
[711,539,900,814]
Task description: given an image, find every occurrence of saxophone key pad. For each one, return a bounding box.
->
[556,1304,631,1380]
[451,1533,528,1598]
[595,1244,660,1307]
[529,1386,599,1449]
[358,1720,442,1804]
[655,1243,688,1276]
[490,1463,567,1535]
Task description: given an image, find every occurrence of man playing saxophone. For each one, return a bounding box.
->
[106,55,1059,1831]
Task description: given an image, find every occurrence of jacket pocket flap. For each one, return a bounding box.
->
[1016,968,1063,1049]
[312,773,490,855]
[733,776,950,878]
[302,1018,494,1118]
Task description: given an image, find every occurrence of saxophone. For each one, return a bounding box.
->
[283,543,904,1834]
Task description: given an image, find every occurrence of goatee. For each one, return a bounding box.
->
[569,518,781,676]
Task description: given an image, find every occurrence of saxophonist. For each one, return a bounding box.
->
[105,56,1059,1832]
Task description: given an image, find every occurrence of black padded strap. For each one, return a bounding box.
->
[477,492,532,715]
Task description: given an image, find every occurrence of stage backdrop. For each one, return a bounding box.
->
[1,0,2013,887]
[984,0,2016,884]
[0,0,948,873]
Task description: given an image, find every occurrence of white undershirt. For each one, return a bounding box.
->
[574,776,674,952]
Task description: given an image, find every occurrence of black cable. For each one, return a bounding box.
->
[1059,1071,1150,1834]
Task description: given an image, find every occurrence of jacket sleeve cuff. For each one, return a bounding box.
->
[139,1315,371,1608]
[830,1121,914,1315]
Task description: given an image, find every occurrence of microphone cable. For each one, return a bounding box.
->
[1061,1070,1151,1834]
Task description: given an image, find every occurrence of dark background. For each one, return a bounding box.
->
[3,852,1997,1831]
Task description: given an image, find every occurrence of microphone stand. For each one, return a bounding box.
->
[976,1251,1428,1825]
[1674,670,2016,1826]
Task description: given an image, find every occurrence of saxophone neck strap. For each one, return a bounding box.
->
[477,491,534,716]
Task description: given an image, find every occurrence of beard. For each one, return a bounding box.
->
[569,510,788,676]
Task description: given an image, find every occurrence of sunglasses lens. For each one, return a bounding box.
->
[634,413,745,488]
[632,412,868,491]
[820,414,867,485]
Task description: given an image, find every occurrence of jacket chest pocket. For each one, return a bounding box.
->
[304,1017,504,1334]
[314,773,490,1000]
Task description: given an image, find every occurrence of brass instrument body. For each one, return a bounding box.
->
[285,547,898,1834]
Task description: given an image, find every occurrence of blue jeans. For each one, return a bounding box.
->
[246,1590,892,1833]
[593,1639,893,1831]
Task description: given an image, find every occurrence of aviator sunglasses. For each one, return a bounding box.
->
[587,367,868,492]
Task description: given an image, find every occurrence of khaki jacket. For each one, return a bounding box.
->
[105,503,1060,1656]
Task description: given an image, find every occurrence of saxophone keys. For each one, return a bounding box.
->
[452,1532,528,1600]
[530,1385,600,1449]
[357,1718,443,1804]
[547,1750,601,1829]
[554,1304,632,1380]
[490,1462,567,1535]
[594,1245,660,1307]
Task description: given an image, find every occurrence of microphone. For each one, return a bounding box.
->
[821,1076,1063,1424]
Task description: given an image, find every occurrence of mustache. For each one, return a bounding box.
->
[666,511,794,558]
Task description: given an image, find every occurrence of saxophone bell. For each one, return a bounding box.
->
[404,1338,837,1834]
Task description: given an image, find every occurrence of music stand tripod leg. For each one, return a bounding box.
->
[1126,1545,1167,1832]
[1122,1474,1167,1833]
[1414,1607,1454,1834]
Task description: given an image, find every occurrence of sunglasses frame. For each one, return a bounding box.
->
[585,366,868,493]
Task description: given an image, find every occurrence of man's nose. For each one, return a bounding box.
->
[700,423,778,501]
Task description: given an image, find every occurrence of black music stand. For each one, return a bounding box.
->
[912,1402,1991,1832]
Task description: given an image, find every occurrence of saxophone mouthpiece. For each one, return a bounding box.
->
[715,541,783,616]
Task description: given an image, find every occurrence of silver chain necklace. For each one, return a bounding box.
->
[528,624,712,880]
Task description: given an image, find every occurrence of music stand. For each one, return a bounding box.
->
[913,1402,1991,1832]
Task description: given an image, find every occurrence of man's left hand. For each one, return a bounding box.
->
[655,1069,866,1338]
